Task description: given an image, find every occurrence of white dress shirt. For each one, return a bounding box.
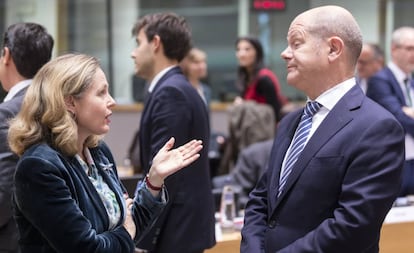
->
[388,61,414,160]
[147,66,176,93]
[280,78,356,176]
[3,79,32,102]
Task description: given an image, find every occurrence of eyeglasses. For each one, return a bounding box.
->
[357,58,375,65]
[396,45,414,52]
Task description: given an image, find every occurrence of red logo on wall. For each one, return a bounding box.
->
[252,0,286,11]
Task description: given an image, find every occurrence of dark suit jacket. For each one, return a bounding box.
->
[366,66,414,137]
[241,85,405,253]
[138,66,216,252]
[14,142,165,253]
[213,139,273,208]
[0,88,27,253]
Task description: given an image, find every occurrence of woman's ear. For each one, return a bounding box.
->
[65,96,76,114]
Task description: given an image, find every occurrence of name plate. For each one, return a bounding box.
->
[384,206,414,224]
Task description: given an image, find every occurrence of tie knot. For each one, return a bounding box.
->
[304,101,321,117]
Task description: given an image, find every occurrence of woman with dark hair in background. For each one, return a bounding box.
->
[218,36,289,175]
[235,35,289,122]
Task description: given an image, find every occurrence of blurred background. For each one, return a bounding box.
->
[1,0,413,164]
[2,0,414,103]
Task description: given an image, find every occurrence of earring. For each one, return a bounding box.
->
[68,110,77,122]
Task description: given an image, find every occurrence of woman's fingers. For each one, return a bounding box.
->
[178,140,203,160]
[159,137,175,153]
[181,153,201,167]
[125,197,134,211]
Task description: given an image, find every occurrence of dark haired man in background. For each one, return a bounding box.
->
[131,12,215,253]
[0,22,54,253]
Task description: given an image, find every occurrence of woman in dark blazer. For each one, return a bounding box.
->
[7,53,202,253]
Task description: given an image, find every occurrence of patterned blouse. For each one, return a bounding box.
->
[75,147,121,230]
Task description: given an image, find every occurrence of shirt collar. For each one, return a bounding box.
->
[313,77,356,111]
[388,61,410,84]
[148,65,176,93]
[3,79,32,102]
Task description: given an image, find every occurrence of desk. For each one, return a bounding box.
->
[205,206,414,253]
[380,221,414,252]
[205,231,240,253]
[380,206,414,253]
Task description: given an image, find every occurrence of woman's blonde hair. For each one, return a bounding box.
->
[8,53,102,156]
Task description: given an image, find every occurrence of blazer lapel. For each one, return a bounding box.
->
[273,85,363,209]
[69,156,110,227]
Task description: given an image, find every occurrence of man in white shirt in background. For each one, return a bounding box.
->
[367,26,414,197]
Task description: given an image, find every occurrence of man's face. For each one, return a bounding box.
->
[131,29,155,80]
[357,46,382,79]
[392,38,414,74]
[280,15,328,97]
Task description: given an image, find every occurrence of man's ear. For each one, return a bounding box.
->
[327,36,344,61]
[151,35,162,52]
[1,47,12,64]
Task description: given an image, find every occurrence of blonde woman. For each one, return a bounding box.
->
[180,47,211,107]
[8,53,202,253]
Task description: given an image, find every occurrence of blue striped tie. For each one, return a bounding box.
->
[278,101,321,197]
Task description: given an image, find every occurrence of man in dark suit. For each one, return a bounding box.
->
[241,5,405,253]
[367,26,414,197]
[130,13,215,253]
[0,23,53,253]
[356,43,384,93]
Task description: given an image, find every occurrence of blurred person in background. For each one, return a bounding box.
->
[180,47,227,178]
[219,36,288,175]
[212,138,273,209]
[356,43,384,93]
[367,26,414,197]
[0,22,53,253]
[180,47,212,109]
[235,35,289,122]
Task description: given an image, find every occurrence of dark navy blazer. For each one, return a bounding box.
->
[13,142,164,253]
[0,88,27,253]
[241,85,404,252]
[138,66,216,252]
[367,66,414,137]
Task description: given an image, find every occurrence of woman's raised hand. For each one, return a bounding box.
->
[147,137,203,190]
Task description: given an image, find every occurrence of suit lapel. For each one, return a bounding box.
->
[272,85,363,210]
[141,66,181,120]
[384,67,406,105]
[268,111,301,209]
